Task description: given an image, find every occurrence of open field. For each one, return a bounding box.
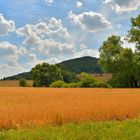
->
[0,88,140,129]
[1,120,140,140]
[92,73,112,82]
[0,80,33,87]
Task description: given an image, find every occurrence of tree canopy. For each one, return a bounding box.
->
[32,63,63,87]
[99,14,140,87]
[128,15,140,52]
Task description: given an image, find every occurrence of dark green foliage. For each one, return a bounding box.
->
[60,56,102,74]
[32,63,63,87]
[133,54,140,87]
[62,70,77,83]
[19,78,27,87]
[57,64,77,83]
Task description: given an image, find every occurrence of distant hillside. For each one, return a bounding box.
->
[3,72,32,80]
[2,56,102,80]
[59,56,102,74]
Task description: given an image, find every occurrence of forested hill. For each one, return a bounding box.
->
[3,72,33,80]
[59,56,102,74]
[3,56,102,80]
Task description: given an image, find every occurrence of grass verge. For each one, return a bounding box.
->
[0,119,140,140]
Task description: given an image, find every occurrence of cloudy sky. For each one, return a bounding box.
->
[0,0,140,78]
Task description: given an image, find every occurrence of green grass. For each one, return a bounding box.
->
[1,120,140,140]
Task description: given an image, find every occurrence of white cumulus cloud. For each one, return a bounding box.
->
[102,0,140,13]
[45,0,54,5]
[0,41,29,78]
[0,14,15,35]
[0,41,26,61]
[16,18,76,57]
[16,18,70,46]
[68,11,112,32]
[16,17,100,67]
[76,1,83,8]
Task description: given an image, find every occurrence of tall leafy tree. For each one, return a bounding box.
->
[128,14,140,87]
[32,63,63,87]
[99,35,139,87]
[99,35,123,73]
[99,14,140,87]
[128,15,140,52]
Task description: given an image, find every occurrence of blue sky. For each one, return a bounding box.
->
[0,0,140,78]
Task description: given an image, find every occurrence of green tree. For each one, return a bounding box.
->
[58,64,77,83]
[32,63,63,87]
[99,35,139,87]
[99,35,123,73]
[128,14,140,87]
[128,15,140,51]
[19,78,27,87]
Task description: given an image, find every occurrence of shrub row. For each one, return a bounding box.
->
[50,73,111,88]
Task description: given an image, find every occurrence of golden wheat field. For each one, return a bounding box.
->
[0,87,140,128]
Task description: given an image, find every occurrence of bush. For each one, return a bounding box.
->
[62,82,82,88]
[94,81,112,88]
[50,80,66,88]
[19,78,27,87]
[79,72,111,88]
[79,72,97,87]
[50,80,81,88]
